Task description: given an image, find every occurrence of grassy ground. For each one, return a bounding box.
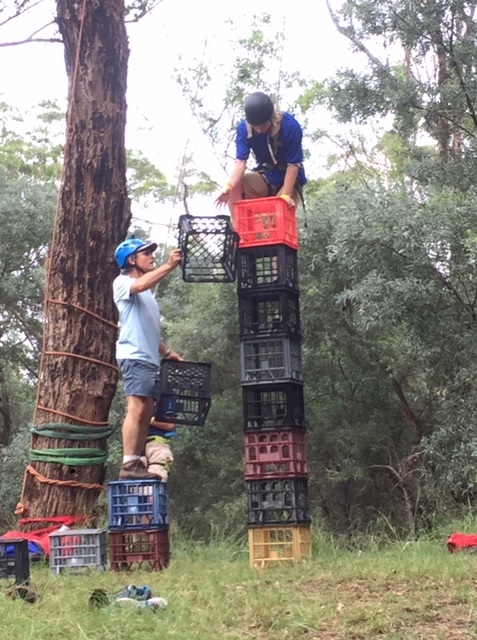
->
[1,533,477,640]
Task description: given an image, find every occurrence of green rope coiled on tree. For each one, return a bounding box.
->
[29,422,115,466]
[29,448,108,466]
[31,423,115,441]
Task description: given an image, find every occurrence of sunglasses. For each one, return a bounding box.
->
[136,248,155,256]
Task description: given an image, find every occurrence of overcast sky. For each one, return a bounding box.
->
[0,0,353,242]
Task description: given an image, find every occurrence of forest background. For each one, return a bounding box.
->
[1,0,477,542]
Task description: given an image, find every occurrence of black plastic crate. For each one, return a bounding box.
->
[242,382,305,430]
[246,478,311,526]
[240,335,303,384]
[178,214,239,283]
[0,538,30,584]
[156,360,212,426]
[237,244,299,292]
[238,289,301,338]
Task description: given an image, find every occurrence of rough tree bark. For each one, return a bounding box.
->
[19,0,131,527]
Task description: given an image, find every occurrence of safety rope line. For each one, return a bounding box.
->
[48,298,119,330]
[43,351,119,372]
[15,465,104,516]
[35,406,110,426]
[24,464,104,490]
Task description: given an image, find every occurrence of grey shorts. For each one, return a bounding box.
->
[118,359,159,398]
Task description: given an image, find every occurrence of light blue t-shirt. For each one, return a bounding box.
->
[113,274,161,366]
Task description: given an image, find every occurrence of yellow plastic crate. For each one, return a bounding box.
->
[248,524,312,568]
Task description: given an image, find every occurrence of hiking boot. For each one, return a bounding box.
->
[119,459,157,480]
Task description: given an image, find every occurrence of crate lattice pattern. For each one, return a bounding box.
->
[237,244,299,292]
[178,214,239,283]
[156,360,212,426]
[248,524,312,568]
[108,479,168,531]
[238,290,301,338]
[240,335,303,384]
[247,477,311,525]
[233,197,299,250]
[244,429,308,478]
[243,382,305,430]
[49,529,107,574]
[109,528,170,571]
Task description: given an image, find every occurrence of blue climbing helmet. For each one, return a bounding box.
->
[114,238,158,268]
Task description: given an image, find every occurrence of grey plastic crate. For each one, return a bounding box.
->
[240,335,303,384]
[49,528,107,574]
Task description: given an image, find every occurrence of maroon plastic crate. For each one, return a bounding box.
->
[109,528,170,572]
[244,429,308,478]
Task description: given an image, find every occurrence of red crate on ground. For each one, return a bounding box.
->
[233,197,299,249]
[244,429,308,478]
[109,529,169,572]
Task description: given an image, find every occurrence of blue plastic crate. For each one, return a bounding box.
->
[108,479,168,531]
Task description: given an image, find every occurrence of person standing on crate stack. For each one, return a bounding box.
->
[215,91,307,213]
[113,237,183,480]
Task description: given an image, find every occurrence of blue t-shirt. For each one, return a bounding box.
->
[113,274,161,366]
[235,112,307,187]
[148,422,178,439]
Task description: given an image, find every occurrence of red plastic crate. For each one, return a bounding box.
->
[233,197,299,249]
[244,429,308,478]
[109,529,169,572]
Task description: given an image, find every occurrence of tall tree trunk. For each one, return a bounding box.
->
[19,0,131,527]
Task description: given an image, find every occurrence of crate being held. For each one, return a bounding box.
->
[178,214,239,283]
[155,360,212,426]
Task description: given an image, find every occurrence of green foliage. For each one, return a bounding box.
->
[126,149,175,202]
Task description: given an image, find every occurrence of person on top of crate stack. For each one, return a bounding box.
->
[113,237,183,480]
[215,91,307,213]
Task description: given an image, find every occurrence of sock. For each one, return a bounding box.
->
[122,454,141,464]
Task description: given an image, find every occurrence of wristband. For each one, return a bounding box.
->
[280,194,291,201]
[224,182,233,192]
[164,349,172,358]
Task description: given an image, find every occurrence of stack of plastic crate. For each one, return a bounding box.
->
[233,196,312,568]
[107,479,169,571]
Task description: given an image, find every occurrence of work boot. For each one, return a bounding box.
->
[119,459,157,480]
